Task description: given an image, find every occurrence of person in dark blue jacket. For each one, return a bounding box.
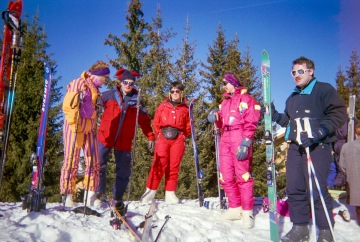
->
[271,56,347,242]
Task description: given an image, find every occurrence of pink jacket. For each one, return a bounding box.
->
[216,87,260,140]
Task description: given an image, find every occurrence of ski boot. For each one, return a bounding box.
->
[281,225,309,242]
[115,200,127,217]
[317,229,333,242]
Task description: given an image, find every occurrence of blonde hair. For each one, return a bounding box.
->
[88,60,109,72]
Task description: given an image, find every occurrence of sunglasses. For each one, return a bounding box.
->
[170,90,181,94]
[291,69,310,77]
[222,81,229,86]
[122,80,135,86]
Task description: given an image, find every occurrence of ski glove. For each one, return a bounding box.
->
[148,141,155,152]
[260,102,280,122]
[236,138,252,161]
[300,126,327,148]
[207,109,218,123]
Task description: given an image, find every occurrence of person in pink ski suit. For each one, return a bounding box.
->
[208,72,261,228]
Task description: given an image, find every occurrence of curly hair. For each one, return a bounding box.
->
[88,60,109,72]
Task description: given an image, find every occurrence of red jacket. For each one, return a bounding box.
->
[153,98,191,138]
[98,86,155,151]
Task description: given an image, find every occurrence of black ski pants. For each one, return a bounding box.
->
[286,142,334,229]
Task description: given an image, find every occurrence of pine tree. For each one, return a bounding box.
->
[131,5,176,200]
[0,13,63,202]
[336,49,360,121]
[170,17,205,199]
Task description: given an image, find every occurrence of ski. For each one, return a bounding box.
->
[213,125,227,209]
[261,50,279,241]
[0,0,23,188]
[22,61,54,212]
[189,99,204,207]
[108,200,141,241]
[347,94,356,142]
[141,199,158,242]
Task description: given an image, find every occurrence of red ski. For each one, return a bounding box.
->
[0,0,23,187]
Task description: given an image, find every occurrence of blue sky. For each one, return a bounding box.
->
[2,0,359,113]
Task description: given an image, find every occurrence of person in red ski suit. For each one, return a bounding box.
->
[60,60,110,207]
[95,68,155,212]
[208,72,260,229]
[140,81,191,204]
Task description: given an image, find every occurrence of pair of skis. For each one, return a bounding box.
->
[22,61,55,212]
[261,50,279,241]
[0,0,23,188]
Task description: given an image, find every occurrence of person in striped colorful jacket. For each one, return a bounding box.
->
[60,60,110,207]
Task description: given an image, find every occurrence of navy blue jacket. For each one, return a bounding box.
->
[277,78,347,143]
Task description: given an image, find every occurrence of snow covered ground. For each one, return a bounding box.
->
[0,196,359,242]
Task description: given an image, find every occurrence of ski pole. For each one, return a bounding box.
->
[214,124,225,209]
[83,94,102,215]
[303,118,336,242]
[126,89,141,206]
[295,118,317,241]
[63,91,83,209]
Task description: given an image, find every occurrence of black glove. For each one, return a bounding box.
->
[270,102,280,122]
[236,138,252,161]
[300,127,327,147]
[261,102,280,122]
[207,109,218,124]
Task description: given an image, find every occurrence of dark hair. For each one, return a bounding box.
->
[292,56,315,70]
[170,81,184,91]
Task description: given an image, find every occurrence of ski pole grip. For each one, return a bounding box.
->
[294,118,303,144]
[302,117,313,138]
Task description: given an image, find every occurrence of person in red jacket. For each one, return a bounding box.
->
[95,68,155,212]
[208,72,261,229]
[140,81,191,204]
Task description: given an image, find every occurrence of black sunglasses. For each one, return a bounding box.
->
[170,90,181,94]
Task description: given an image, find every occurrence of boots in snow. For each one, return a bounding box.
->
[65,194,74,207]
[83,190,97,206]
[221,207,242,220]
[281,225,309,242]
[140,188,157,204]
[242,210,254,229]
[317,229,333,242]
[165,191,179,204]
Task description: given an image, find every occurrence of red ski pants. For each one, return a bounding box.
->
[146,133,185,191]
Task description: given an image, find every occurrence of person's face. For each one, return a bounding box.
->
[91,74,109,87]
[121,79,135,94]
[222,79,235,94]
[291,63,314,89]
[170,88,182,102]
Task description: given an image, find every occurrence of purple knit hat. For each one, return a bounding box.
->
[224,73,240,87]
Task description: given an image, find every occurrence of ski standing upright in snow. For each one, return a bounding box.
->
[261,50,279,241]
[141,199,158,242]
[0,0,23,188]
[189,99,204,207]
[348,94,356,142]
[213,124,227,209]
[22,61,54,212]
